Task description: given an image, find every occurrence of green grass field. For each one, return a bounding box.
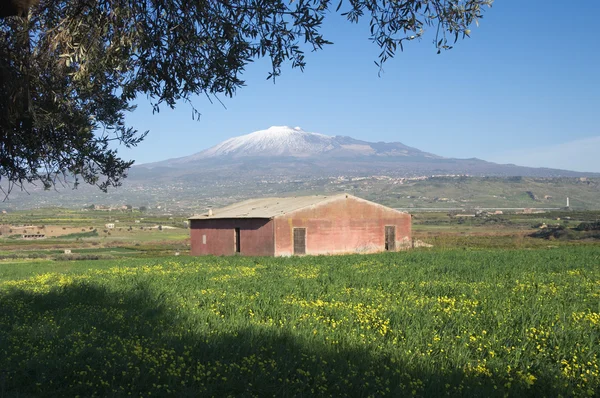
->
[1,248,599,397]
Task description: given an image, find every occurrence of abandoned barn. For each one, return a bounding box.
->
[189,194,411,256]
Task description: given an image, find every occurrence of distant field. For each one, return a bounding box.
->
[2,176,600,212]
[1,248,599,396]
[2,207,599,264]
[0,208,189,262]
[367,177,600,210]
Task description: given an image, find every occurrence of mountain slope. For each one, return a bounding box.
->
[158,126,443,165]
[135,126,595,180]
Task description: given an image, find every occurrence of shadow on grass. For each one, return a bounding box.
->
[0,282,567,397]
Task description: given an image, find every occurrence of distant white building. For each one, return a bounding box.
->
[105,223,115,229]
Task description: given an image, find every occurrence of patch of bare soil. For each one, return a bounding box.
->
[0,225,95,238]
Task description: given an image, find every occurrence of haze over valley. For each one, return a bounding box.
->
[3,126,599,212]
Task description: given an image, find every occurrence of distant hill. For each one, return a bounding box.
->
[161,125,443,161]
[135,126,595,180]
[2,127,599,211]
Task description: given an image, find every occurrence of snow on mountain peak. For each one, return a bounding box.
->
[199,126,335,158]
[153,125,444,166]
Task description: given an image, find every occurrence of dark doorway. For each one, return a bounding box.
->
[385,226,396,251]
[234,228,241,253]
[293,228,306,255]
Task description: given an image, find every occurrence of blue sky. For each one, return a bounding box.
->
[123,0,600,172]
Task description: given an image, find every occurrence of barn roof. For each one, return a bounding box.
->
[189,194,349,219]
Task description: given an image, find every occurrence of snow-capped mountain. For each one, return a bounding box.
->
[134,126,592,180]
[165,125,442,163]
[199,126,334,158]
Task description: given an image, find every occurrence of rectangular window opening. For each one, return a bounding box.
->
[234,228,241,253]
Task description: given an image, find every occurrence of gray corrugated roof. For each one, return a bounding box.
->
[189,194,348,219]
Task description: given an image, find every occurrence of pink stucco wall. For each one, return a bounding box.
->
[273,196,411,256]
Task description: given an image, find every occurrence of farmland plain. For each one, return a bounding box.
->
[1,208,599,396]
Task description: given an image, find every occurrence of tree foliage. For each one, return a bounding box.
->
[0,0,492,197]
